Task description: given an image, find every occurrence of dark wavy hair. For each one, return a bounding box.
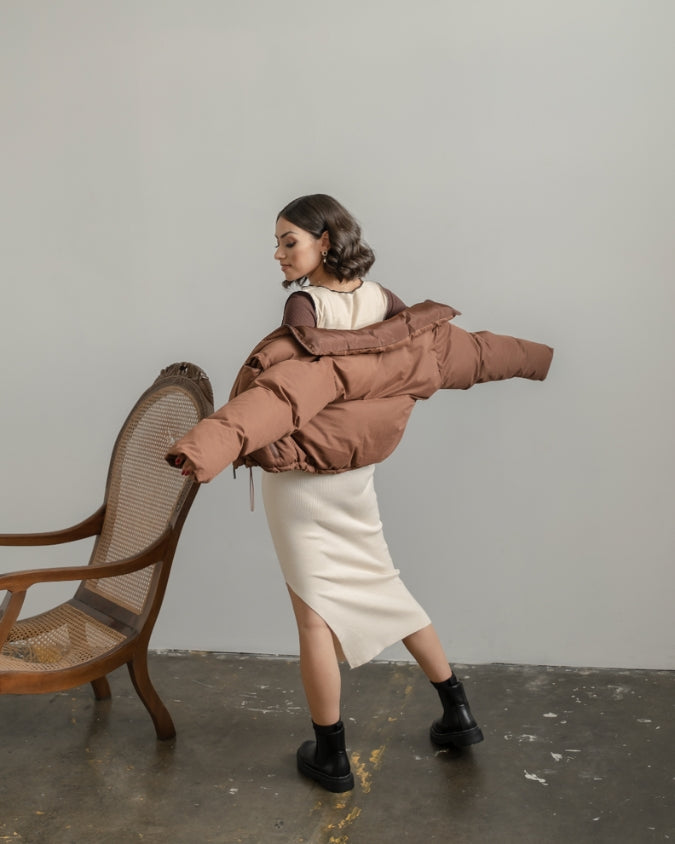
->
[277,194,375,288]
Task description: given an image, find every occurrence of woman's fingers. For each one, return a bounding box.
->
[166,453,196,477]
[171,454,195,475]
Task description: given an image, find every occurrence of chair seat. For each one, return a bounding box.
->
[0,603,128,672]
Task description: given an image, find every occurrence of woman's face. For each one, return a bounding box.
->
[274,217,328,284]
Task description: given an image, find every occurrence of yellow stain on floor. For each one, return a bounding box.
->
[311,798,332,816]
[350,743,386,794]
[350,752,371,793]
[337,807,362,830]
[369,746,385,769]
[323,804,362,844]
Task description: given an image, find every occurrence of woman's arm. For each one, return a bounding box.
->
[383,286,407,318]
[282,291,317,327]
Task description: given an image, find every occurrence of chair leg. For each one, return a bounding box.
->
[91,676,112,700]
[127,649,176,740]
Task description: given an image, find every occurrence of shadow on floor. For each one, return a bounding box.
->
[1,653,673,843]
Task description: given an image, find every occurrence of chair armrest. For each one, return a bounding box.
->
[0,506,106,547]
[0,531,171,593]
[0,589,28,649]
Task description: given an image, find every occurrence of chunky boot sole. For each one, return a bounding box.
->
[430,722,484,748]
[297,743,355,792]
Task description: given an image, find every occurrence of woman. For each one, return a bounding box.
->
[170,195,554,790]
[253,195,483,791]
[175,194,485,792]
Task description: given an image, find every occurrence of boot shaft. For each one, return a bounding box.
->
[312,720,350,772]
[433,678,478,733]
[297,720,354,792]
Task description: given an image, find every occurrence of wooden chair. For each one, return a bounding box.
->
[0,362,213,739]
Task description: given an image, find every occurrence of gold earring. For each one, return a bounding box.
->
[321,250,328,263]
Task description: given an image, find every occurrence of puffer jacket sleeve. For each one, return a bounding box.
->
[165,357,341,482]
[436,323,553,388]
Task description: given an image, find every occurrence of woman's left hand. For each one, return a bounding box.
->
[180,458,196,477]
[170,454,197,477]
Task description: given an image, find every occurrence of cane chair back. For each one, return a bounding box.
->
[81,367,211,618]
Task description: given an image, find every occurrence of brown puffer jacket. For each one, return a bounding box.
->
[166,301,553,483]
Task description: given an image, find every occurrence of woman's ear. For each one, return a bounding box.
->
[320,230,331,252]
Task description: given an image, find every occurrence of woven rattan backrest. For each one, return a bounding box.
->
[83,363,213,615]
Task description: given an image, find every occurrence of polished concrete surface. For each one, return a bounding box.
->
[1,653,673,843]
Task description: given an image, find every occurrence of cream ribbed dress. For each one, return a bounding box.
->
[261,282,431,668]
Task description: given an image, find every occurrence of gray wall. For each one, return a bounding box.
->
[2,1,673,669]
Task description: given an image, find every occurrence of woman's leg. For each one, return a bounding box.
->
[402,623,453,682]
[287,585,341,725]
[287,586,354,792]
[404,623,484,747]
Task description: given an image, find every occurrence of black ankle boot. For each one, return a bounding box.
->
[430,675,484,747]
[297,720,355,793]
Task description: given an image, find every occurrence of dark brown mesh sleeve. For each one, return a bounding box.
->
[382,286,407,318]
[282,291,317,327]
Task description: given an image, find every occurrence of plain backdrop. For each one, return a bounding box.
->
[1,1,673,669]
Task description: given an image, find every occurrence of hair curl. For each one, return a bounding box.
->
[277,194,375,288]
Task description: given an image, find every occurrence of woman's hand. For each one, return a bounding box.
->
[170,454,197,477]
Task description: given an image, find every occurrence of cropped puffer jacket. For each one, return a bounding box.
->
[166,301,553,483]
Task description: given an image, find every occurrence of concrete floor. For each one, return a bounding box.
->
[0,653,673,844]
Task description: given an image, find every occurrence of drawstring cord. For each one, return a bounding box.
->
[232,465,256,512]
